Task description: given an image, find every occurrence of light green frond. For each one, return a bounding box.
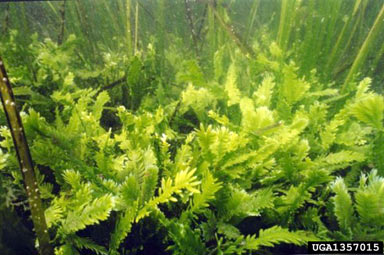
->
[196,124,216,154]
[240,97,275,132]
[180,83,216,118]
[62,194,115,233]
[214,46,226,80]
[196,124,247,164]
[355,77,372,99]
[244,226,315,250]
[225,63,241,106]
[270,114,308,148]
[54,244,75,255]
[45,199,64,228]
[190,171,222,214]
[217,222,241,240]
[63,170,82,188]
[331,177,354,231]
[318,150,366,171]
[280,62,310,105]
[350,93,384,130]
[109,202,138,253]
[92,91,110,121]
[208,110,231,127]
[308,89,338,97]
[72,236,108,255]
[355,170,384,226]
[320,119,345,150]
[136,168,200,221]
[278,185,310,214]
[254,73,275,107]
[223,186,274,221]
[211,126,245,162]
[0,149,8,171]
[336,122,372,146]
[269,42,283,58]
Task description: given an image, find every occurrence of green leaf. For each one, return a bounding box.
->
[109,202,138,253]
[350,93,384,129]
[190,171,222,214]
[355,170,384,226]
[62,194,115,233]
[92,91,110,121]
[72,235,108,255]
[244,226,315,250]
[225,63,241,106]
[331,177,354,231]
[254,73,275,107]
[280,63,310,105]
[136,168,200,221]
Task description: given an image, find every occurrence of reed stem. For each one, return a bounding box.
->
[134,2,139,55]
[0,57,53,255]
[2,3,10,36]
[58,0,66,45]
[209,1,255,58]
[342,3,384,92]
[184,0,199,56]
[126,0,132,55]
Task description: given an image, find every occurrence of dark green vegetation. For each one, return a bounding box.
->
[1,0,384,254]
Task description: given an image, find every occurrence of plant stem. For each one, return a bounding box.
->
[2,3,10,36]
[134,2,139,55]
[0,57,53,255]
[157,0,166,71]
[208,1,255,58]
[184,0,199,56]
[101,75,127,91]
[126,0,132,55]
[246,0,260,42]
[58,0,66,45]
[277,0,296,52]
[75,0,97,58]
[342,3,384,93]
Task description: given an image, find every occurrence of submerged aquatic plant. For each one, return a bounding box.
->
[1,1,384,254]
[0,58,53,254]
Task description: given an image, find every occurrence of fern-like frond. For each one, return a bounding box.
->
[196,124,216,155]
[217,222,241,240]
[355,170,384,226]
[62,169,82,188]
[225,63,241,106]
[45,198,64,228]
[180,83,216,118]
[62,194,115,233]
[277,185,310,214]
[316,150,366,172]
[72,235,108,255]
[167,221,207,255]
[190,171,222,214]
[320,119,345,151]
[331,177,354,231]
[92,91,110,121]
[136,168,200,221]
[240,97,275,132]
[373,132,384,175]
[350,93,384,130]
[254,73,275,107]
[325,150,366,165]
[280,62,310,105]
[222,186,275,222]
[355,77,372,99]
[244,226,315,250]
[109,202,138,253]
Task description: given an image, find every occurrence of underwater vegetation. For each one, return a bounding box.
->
[0,0,384,254]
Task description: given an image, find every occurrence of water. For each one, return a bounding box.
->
[0,1,384,255]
